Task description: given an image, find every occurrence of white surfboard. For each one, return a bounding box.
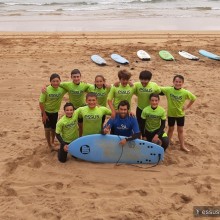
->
[111,54,129,64]
[91,55,107,65]
[137,50,151,60]
[178,51,199,60]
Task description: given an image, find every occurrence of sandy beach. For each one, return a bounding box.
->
[0,31,220,219]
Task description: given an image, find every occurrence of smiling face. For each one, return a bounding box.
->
[120,78,129,87]
[71,73,81,84]
[64,106,74,118]
[140,78,150,87]
[118,105,129,118]
[95,76,105,89]
[173,77,184,89]
[86,96,97,108]
[150,96,159,109]
[50,77,61,88]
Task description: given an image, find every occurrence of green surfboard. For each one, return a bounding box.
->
[159,50,174,61]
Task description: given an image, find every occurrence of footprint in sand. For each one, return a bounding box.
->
[0,181,17,197]
[171,193,192,211]
[127,189,148,197]
[4,161,18,176]
[28,159,42,169]
[43,182,64,190]
[0,130,8,137]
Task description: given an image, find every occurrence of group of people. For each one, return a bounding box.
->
[39,68,196,163]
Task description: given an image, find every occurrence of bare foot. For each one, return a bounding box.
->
[48,144,58,152]
[180,146,190,152]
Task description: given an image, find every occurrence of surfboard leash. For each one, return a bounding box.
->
[115,136,124,166]
[114,136,162,169]
[131,153,162,170]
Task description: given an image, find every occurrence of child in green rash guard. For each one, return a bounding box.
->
[39,73,67,151]
[74,92,112,136]
[56,103,79,163]
[87,74,111,124]
[87,74,111,107]
[59,69,91,137]
[107,69,135,118]
[134,70,161,138]
[160,74,196,152]
[141,94,169,151]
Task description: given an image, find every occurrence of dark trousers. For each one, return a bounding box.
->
[145,130,169,151]
[136,107,145,137]
[58,142,69,163]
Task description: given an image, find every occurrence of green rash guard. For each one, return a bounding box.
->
[141,105,166,132]
[87,85,111,107]
[56,115,79,143]
[39,85,66,113]
[74,106,111,136]
[161,86,196,117]
[59,82,90,109]
[107,84,135,110]
[134,82,161,110]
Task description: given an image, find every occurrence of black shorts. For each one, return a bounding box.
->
[145,129,169,151]
[44,112,58,129]
[168,116,185,127]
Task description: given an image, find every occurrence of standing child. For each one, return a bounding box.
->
[107,69,135,118]
[88,74,111,107]
[134,70,161,137]
[141,94,169,151]
[59,69,91,136]
[56,103,79,163]
[39,73,67,151]
[161,74,196,152]
[74,92,112,136]
[87,74,111,124]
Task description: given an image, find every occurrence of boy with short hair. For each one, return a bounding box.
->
[107,69,135,118]
[59,69,91,136]
[134,70,161,137]
[56,102,79,163]
[39,73,67,151]
[74,92,112,136]
[160,74,196,152]
[141,93,169,151]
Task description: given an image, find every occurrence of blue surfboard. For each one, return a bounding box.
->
[111,54,129,64]
[199,50,220,60]
[91,55,107,65]
[68,134,164,164]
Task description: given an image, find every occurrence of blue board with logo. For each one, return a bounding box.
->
[68,134,164,164]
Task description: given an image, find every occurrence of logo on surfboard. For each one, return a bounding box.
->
[80,145,90,154]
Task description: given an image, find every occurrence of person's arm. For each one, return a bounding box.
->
[152,119,166,144]
[119,132,141,145]
[55,133,65,146]
[102,124,111,135]
[183,100,195,111]
[108,99,116,118]
[119,116,141,145]
[39,102,48,124]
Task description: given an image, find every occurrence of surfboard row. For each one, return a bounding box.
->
[91,49,220,65]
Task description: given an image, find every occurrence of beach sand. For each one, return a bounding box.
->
[0,31,220,220]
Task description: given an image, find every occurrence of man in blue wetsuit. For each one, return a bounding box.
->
[103,100,141,145]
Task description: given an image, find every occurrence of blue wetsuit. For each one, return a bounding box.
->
[104,114,140,140]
